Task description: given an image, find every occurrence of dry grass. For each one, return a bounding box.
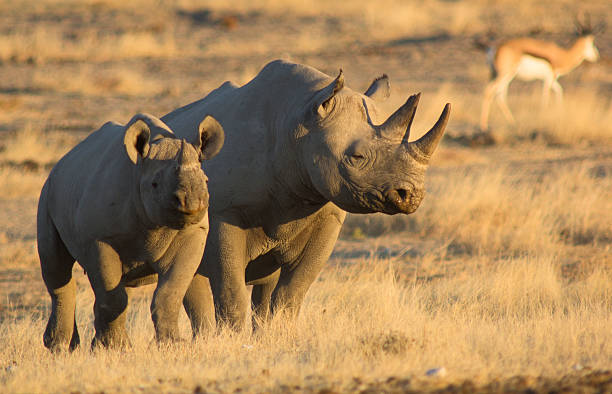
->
[0,257,610,392]
[3,0,596,63]
[472,84,612,146]
[511,88,612,146]
[0,126,82,199]
[0,168,47,199]
[0,27,182,64]
[344,160,612,256]
[405,83,612,146]
[31,66,166,97]
[0,125,80,167]
[2,1,476,63]
[186,0,482,36]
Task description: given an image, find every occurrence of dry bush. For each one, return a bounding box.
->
[0,168,47,199]
[410,83,612,146]
[0,125,81,199]
[0,125,79,166]
[0,257,610,392]
[31,66,165,97]
[477,84,612,146]
[511,88,612,146]
[187,0,481,37]
[0,26,182,64]
[0,238,38,270]
[0,0,482,63]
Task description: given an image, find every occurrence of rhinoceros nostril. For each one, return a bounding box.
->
[174,191,186,209]
[396,188,408,201]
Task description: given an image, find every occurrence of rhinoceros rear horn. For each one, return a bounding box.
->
[124,119,151,165]
[379,93,420,141]
[409,103,451,161]
[313,69,344,118]
[197,115,225,161]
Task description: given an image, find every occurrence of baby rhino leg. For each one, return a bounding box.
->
[38,199,80,352]
[85,242,130,349]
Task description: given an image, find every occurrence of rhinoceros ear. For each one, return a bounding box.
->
[312,69,344,118]
[197,115,225,161]
[364,74,390,101]
[124,119,151,165]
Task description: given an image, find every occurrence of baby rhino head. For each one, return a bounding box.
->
[123,114,224,229]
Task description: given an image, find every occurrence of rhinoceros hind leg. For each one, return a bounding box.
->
[38,208,79,352]
[68,317,80,351]
[250,267,280,330]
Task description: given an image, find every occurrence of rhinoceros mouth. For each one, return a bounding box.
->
[383,202,419,215]
[162,206,207,229]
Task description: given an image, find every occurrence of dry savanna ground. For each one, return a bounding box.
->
[1,0,611,392]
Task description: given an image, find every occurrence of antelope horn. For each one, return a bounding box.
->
[379,93,421,141]
[408,103,451,162]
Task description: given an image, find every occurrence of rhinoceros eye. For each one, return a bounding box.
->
[152,182,158,189]
[348,153,368,168]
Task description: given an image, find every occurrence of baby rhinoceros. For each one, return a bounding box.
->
[37,113,224,351]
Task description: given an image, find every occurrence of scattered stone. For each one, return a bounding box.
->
[425,367,447,377]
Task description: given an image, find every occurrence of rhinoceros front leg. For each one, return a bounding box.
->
[151,228,207,342]
[205,219,250,330]
[84,242,131,349]
[270,212,344,319]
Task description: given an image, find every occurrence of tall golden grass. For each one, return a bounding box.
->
[0,126,81,198]
[0,125,80,166]
[0,256,610,392]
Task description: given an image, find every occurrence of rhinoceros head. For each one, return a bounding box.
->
[123,114,224,228]
[299,72,450,215]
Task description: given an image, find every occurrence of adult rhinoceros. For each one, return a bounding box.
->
[162,60,450,331]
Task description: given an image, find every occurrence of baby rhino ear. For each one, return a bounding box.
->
[197,115,225,161]
[124,120,151,164]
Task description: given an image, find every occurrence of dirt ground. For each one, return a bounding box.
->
[1,1,611,392]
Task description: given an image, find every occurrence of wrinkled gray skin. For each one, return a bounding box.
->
[163,60,450,331]
[37,113,224,350]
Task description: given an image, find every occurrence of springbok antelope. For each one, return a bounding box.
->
[480,23,601,131]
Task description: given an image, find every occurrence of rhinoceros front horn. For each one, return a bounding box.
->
[408,103,451,162]
[379,93,420,141]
